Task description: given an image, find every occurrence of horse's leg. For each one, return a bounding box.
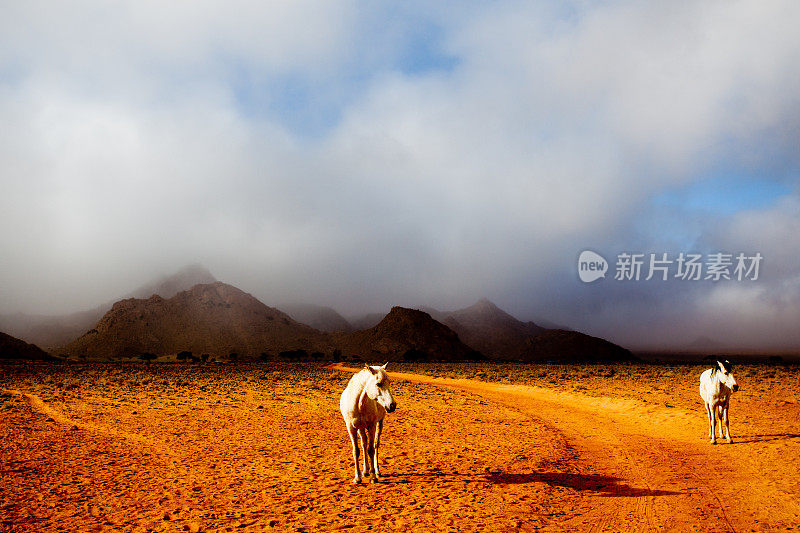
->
[723,402,732,443]
[347,425,361,483]
[347,425,361,484]
[373,419,383,479]
[358,428,370,478]
[706,402,716,444]
[364,423,378,483]
[365,422,378,483]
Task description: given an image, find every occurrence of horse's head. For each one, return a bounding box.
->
[364,363,396,413]
[716,360,739,392]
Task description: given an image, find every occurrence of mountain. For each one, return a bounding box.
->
[349,312,386,331]
[0,331,53,360]
[59,282,330,360]
[517,329,635,362]
[125,264,216,300]
[438,298,546,359]
[0,265,217,349]
[0,308,109,350]
[529,317,573,331]
[335,307,477,361]
[281,303,353,333]
[428,299,632,361]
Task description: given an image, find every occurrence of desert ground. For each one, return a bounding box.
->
[1,361,799,532]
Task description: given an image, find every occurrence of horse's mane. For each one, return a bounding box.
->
[350,368,371,390]
[349,366,387,392]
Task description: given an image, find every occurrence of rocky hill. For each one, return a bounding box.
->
[0,265,218,349]
[424,299,632,361]
[59,282,330,360]
[349,313,385,331]
[126,264,217,300]
[437,299,545,359]
[517,329,635,362]
[281,303,353,333]
[0,331,53,360]
[0,308,109,351]
[335,307,477,361]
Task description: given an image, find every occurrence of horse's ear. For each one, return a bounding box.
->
[381,362,388,369]
[364,364,376,374]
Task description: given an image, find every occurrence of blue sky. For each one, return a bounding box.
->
[654,173,793,217]
[1,1,799,350]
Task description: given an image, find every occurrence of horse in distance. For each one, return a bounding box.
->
[699,360,739,444]
[340,363,397,484]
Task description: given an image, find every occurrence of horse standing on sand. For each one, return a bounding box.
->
[699,360,739,444]
[340,363,397,484]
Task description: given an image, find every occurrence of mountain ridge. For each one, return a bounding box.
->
[0,265,217,349]
[335,307,477,361]
[60,282,330,360]
[0,331,53,360]
[416,298,632,362]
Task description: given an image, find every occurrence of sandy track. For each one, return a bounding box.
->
[2,363,799,532]
[328,363,800,532]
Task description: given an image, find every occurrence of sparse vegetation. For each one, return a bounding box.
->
[2,361,799,531]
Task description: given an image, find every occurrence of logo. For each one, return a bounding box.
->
[578,250,608,283]
[577,250,763,283]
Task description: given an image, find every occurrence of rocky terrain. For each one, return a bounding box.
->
[0,265,217,349]
[0,331,52,360]
[424,299,633,361]
[1,267,634,363]
[59,282,330,360]
[281,303,353,333]
[334,307,478,361]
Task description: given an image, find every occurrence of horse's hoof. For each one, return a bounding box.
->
[710,440,716,445]
[352,478,362,484]
[370,477,378,484]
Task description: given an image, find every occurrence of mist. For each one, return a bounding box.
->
[1,2,799,352]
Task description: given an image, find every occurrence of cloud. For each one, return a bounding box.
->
[0,1,799,350]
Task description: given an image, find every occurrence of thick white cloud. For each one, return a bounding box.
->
[1,1,799,351]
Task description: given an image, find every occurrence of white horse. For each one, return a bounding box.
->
[339,363,396,484]
[699,360,739,444]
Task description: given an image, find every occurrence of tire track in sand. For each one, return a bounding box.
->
[1,388,177,459]
[325,364,772,532]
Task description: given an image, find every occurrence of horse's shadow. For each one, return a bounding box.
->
[483,472,681,497]
[383,471,680,497]
[730,433,800,444]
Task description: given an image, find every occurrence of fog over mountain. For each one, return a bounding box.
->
[2,3,799,352]
[0,265,218,349]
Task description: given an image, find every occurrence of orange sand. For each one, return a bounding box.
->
[1,362,799,532]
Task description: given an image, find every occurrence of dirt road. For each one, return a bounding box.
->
[329,363,800,532]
